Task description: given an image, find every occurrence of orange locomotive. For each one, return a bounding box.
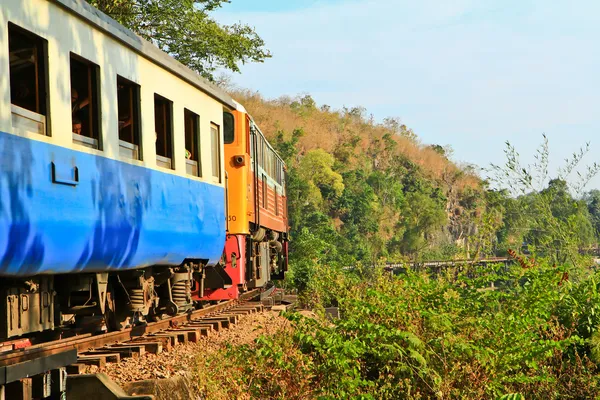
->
[198,101,289,300]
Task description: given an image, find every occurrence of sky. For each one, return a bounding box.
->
[214,0,600,190]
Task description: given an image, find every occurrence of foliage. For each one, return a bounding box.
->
[197,263,600,399]
[86,0,271,80]
[238,89,600,283]
[489,135,599,265]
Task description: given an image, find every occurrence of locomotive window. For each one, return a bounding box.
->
[184,109,201,177]
[280,161,284,185]
[266,148,270,176]
[279,160,283,185]
[8,23,48,135]
[117,76,141,160]
[250,130,255,164]
[256,135,260,167]
[260,138,265,170]
[246,117,251,154]
[211,123,221,182]
[223,112,235,144]
[154,94,173,169]
[70,54,100,149]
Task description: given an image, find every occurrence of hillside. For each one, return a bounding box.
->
[231,89,489,267]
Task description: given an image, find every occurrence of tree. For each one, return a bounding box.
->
[399,192,447,257]
[489,135,599,265]
[381,116,417,140]
[86,0,271,80]
[296,149,345,209]
[584,190,600,239]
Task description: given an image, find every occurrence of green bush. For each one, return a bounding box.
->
[198,263,600,399]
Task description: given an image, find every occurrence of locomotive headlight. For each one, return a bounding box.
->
[233,155,246,166]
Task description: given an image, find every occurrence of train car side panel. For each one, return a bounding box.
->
[0,131,225,276]
[252,174,287,233]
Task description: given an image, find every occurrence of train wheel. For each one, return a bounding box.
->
[104,286,131,331]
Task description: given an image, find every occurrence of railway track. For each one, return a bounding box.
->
[0,288,294,399]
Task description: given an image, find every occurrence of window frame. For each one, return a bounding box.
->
[70,53,101,150]
[153,93,174,169]
[184,108,201,177]
[117,75,142,160]
[223,111,235,144]
[8,22,50,136]
[210,123,222,183]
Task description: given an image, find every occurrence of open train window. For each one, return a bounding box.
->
[184,109,201,177]
[154,94,173,169]
[223,112,235,144]
[70,54,100,149]
[117,76,141,160]
[211,123,221,182]
[8,23,48,135]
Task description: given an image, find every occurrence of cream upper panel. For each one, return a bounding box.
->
[0,0,225,185]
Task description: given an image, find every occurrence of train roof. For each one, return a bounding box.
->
[49,0,237,110]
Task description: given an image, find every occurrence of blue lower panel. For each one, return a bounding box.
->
[0,131,225,276]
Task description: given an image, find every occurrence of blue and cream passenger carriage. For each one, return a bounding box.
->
[0,0,236,337]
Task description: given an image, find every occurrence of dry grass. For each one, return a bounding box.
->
[231,89,480,194]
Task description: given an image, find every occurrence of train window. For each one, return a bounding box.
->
[255,135,259,165]
[266,149,270,176]
[211,123,221,182]
[70,54,100,149]
[280,162,284,185]
[246,118,251,154]
[279,161,283,185]
[260,138,265,170]
[261,138,265,170]
[271,152,275,178]
[256,135,261,167]
[117,76,141,160]
[223,112,235,144]
[154,94,173,169]
[250,130,255,165]
[8,23,48,135]
[184,109,201,177]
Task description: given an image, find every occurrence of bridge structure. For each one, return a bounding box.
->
[384,257,512,272]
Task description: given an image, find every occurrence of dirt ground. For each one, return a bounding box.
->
[84,310,290,386]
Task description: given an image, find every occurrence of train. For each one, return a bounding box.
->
[0,0,288,339]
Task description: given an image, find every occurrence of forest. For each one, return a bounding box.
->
[231,90,600,269]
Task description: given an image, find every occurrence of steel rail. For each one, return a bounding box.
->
[0,289,260,368]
